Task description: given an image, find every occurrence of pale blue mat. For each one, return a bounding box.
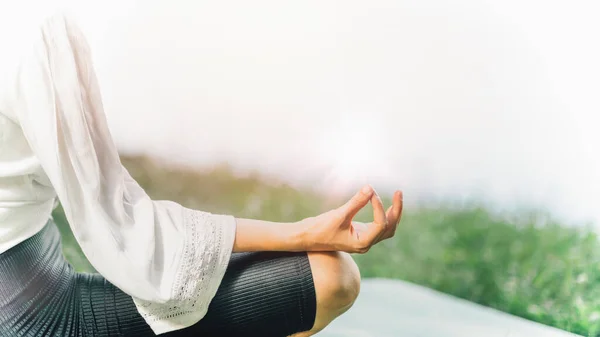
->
[318,279,581,337]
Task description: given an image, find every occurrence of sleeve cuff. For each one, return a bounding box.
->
[133,209,237,335]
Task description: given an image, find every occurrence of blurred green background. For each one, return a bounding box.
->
[53,155,600,336]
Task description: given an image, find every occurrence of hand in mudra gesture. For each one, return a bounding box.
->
[303,185,403,253]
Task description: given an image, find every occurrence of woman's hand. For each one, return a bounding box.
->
[232,185,402,253]
[301,185,403,253]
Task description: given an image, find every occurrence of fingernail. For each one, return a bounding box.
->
[361,185,372,194]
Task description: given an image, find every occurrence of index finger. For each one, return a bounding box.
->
[338,185,374,219]
[371,189,387,226]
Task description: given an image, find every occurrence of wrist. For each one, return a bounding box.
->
[291,217,316,251]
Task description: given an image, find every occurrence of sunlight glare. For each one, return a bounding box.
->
[317,113,392,193]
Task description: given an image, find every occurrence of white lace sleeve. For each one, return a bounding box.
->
[7,11,237,335]
[134,210,237,334]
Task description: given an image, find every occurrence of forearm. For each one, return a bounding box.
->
[232,218,311,253]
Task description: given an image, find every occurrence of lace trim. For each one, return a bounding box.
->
[133,209,235,333]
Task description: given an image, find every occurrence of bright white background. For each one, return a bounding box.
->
[66,0,599,225]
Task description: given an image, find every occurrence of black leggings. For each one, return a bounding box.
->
[0,221,316,337]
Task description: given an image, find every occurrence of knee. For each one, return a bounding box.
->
[308,251,361,313]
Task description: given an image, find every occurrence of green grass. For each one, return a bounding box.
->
[53,155,600,336]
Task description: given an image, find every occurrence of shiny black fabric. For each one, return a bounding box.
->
[0,221,316,337]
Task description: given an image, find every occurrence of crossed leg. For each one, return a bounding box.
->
[290,251,361,337]
[0,220,362,337]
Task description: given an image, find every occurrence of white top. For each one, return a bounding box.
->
[0,6,237,335]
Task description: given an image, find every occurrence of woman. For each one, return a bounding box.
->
[0,9,403,337]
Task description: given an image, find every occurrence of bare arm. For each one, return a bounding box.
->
[233,185,403,254]
[233,219,306,252]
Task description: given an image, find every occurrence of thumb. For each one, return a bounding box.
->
[338,185,374,220]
